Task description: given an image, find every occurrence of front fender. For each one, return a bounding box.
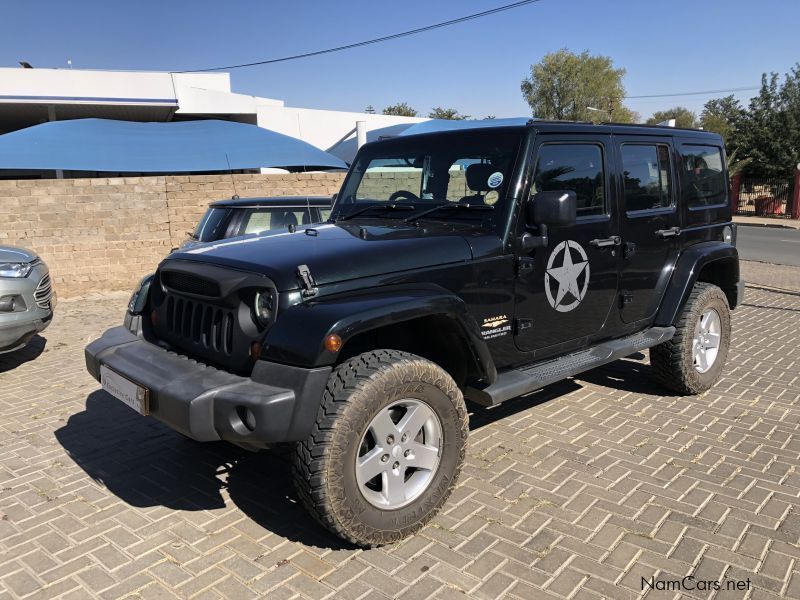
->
[655,241,740,327]
[262,284,496,382]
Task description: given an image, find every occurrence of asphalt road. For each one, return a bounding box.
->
[737,224,800,266]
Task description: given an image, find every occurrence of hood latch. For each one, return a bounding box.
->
[297,264,318,298]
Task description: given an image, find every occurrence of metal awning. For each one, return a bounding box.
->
[0,118,347,172]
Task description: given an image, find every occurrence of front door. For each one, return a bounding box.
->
[514,135,620,355]
[615,137,681,324]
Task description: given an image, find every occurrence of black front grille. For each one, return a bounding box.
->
[165,294,234,356]
[161,271,221,297]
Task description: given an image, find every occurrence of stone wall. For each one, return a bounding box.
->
[0,173,344,298]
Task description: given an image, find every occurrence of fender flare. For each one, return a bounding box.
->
[262,284,497,383]
[654,241,740,327]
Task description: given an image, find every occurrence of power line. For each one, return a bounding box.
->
[625,86,759,99]
[177,0,545,73]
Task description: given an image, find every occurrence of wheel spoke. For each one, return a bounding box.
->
[697,348,709,371]
[369,409,398,442]
[383,470,406,505]
[705,332,721,349]
[357,446,387,484]
[406,442,439,471]
[397,403,434,438]
[700,311,712,332]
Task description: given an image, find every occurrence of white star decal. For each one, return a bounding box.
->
[545,240,591,312]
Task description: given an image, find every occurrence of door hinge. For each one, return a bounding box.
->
[514,318,533,334]
[516,257,535,276]
[297,264,318,298]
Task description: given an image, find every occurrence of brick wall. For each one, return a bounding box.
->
[0,173,344,298]
[357,169,471,201]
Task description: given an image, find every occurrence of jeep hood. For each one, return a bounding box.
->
[166,221,487,290]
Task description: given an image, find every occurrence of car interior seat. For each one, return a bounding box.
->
[459,163,497,205]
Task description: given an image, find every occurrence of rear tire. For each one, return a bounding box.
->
[650,282,731,394]
[293,350,468,547]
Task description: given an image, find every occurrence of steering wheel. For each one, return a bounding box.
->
[388,190,420,202]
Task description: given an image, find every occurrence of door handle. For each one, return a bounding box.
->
[655,227,681,239]
[589,235,621,248]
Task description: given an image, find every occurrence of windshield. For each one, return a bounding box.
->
[192,207,229,242]
[333,130,523,227]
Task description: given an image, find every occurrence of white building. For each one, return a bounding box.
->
[0,67,424,153]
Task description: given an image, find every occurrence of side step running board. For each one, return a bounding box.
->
[465,326,675,407]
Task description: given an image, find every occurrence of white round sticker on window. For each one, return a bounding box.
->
[487,172,504,189]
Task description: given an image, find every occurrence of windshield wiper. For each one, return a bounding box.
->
[339,203,416,221]
[404,203,494,223]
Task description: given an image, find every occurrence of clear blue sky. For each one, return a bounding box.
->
[3,0,798,121]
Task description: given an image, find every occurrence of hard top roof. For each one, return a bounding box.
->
[394,117,722,142]
[210,195,332,208]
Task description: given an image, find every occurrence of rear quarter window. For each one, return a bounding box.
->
[680,145,727,208]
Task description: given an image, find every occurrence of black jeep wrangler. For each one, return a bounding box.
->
[86,119,743,546]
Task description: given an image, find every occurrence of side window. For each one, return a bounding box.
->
[240,208,305,234]
[681,145,726,207]
[319,208,332,221]
[621,144,673,213]
[532,144,605,217]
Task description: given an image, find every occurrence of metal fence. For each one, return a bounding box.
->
[734,177,795,218]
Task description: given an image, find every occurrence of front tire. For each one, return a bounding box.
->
[293,350,468,547]
[650,282,731,394]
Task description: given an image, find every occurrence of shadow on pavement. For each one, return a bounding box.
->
[57,357,668,550]
[55,390,351,550]
[574,355,673,396]
[0,334,47,373]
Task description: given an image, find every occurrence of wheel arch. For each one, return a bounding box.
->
[262,284,497,386]
[655,242,740,327]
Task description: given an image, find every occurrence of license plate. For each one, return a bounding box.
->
[100,365,149,415]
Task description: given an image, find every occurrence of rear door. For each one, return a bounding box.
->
[615,136,681,324]
[513,134,620,355]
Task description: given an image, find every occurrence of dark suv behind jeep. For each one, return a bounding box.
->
[182,196,332,249]
[86,119,743,546]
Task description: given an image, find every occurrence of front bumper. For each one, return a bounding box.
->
[0,313,52,352]
[85,326,331,445]
[0,263,54,353]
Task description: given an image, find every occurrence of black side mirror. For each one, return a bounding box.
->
[526,190,577,227]
[520,190,578,250]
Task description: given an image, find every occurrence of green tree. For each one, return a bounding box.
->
[382,102,418,117]
[646,107,697,128]
[733,66,800,178]
[700,95,744,143]
[428,107,469,120]
[520,49,633,122]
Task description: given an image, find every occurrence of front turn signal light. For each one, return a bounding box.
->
[324,334,342,353]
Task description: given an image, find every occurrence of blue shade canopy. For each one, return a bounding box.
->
[399,117,530,137]
[0,118,348,172]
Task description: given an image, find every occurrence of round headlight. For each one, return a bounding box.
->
[722,225,733,245]
[254,290,274,326]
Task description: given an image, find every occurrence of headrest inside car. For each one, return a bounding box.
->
[465,163,497,192]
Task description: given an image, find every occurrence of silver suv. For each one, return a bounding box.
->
[0,246,55,353]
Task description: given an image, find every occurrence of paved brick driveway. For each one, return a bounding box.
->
[1,272,799,599]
